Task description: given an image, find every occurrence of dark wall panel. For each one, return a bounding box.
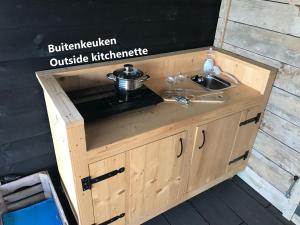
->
[0,133,54,173]
[0,0,221,176]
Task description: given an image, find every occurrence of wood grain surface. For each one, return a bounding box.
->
[127,132,187,224]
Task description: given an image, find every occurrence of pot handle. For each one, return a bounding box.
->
[107,73,116,81]
[138,74,150,82]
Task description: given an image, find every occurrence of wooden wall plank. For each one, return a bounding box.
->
[255,0,300,5]
[0,133,53,173]
[229,0,300,37]
[267,87,300,127]
[0,12,220,62]
[254,130,300,176]
[0,1,221,30]
[0,58,50,91]
[214,17,226,48]
[217,0,300,220]
[291,0,300,5]
[0,59,52,164]
[0,109,49,146]
[214,0,232,47]
[0,88,45,116]
[273,0,300,4]
[224,21,300,67]
[218,0,232,18]
[1,152,56,177]
[260,110,300,153]
[222,43,300,97]
[248,150,292,193]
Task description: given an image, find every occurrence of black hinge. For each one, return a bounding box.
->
[229,151,249,165]
[92,213,125,225]
[240,113,262,126]
[82,167,125,191]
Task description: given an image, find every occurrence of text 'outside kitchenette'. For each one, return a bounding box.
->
[47,37,149,67]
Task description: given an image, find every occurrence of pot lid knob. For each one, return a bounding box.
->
[124,64,134,72]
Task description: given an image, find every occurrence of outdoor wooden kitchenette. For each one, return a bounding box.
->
[36,48,276,225]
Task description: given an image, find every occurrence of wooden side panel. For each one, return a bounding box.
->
[214,50,274,97]
[188,112,241,192]
[127,131,188,224]
[220,52,300,130]
[37,74,94,225]
[36,75,83,126]
[227,106,262,173]
[44,93,79,215]
[89,154,126,225]
[222,43,300,97]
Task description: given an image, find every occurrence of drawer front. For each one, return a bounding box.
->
[89,153,126,225]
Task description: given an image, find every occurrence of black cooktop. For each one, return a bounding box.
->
[67,84,163,122]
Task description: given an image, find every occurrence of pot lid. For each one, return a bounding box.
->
[113,64,144,79]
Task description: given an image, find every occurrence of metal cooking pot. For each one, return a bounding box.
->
[107,64,150,91]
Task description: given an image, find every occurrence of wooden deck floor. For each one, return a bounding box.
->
[55,176,295,225]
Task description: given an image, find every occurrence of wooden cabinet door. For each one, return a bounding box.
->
[89,153,126,225]
[227,106,262,173]
[188,112,241,192]
[127,131,188,224]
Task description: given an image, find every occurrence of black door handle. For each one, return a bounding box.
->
[199,130,206,149]
[177,138,183,158]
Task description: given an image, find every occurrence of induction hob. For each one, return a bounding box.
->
[67,84,163,122]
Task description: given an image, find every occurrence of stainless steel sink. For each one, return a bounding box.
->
[191,74,236,91]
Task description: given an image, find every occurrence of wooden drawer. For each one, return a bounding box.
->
[89,154,126,225]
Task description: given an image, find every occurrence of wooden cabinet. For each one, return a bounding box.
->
[227,106,262,173]
[85,108,262,225]
[37,48,276,225]
[188,112,242,192]
[89,154,126,225]
[127,131,188,224]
